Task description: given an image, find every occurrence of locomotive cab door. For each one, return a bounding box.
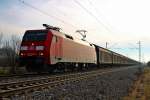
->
[52,36,62,62]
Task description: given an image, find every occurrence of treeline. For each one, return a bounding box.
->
[147,61,150,67]
[0,33,21,73]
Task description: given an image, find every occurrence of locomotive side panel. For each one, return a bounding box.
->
[61,38,96,64]
[50,30,97,65]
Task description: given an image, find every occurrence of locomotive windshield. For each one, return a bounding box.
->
[23,30,47,41]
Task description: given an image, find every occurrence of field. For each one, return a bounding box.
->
[123,67,150,100]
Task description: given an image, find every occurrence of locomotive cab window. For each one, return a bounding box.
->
[23,30,47,41]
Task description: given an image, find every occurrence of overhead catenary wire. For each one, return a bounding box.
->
[87,0,114,31]
[18,0,78,29]
[73,0,112,33]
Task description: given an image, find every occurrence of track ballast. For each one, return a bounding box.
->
[0,66,140,99]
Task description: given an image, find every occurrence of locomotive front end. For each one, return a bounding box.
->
[19,30,52,72]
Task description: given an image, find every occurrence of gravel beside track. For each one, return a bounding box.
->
[1,66,142,100]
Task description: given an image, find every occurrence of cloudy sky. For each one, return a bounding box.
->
[0,0,150,62]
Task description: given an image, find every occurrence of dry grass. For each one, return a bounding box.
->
[123,67,150,100]
[0,67,10,75]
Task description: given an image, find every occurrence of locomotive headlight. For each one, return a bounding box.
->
[20,53,24,56]
[36,46,44,50]
[20,46,28,50]
[39,52,44,56]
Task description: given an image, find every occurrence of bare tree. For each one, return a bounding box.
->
[10,35,21,54]
[0,33,3,48]
[2,40,12,66]
[10,35,21,73]
[2,34,21,73]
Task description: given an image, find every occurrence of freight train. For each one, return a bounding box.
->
[19,24,138,73]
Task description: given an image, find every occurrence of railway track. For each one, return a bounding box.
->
[0,66,140,99]
[0,73,53,85]
[0,73,39,80]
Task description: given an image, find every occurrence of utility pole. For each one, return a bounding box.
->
[128,41,142,66]
[106,42,108,48]
[138,41,141,65]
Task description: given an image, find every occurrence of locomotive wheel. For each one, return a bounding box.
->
[78,63,83,71]
[57,63,65,72]
[70,63,75,72]
[85,64,88,70]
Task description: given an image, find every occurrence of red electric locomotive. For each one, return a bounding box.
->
[19,24,97,72]
[19,24,138,73]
